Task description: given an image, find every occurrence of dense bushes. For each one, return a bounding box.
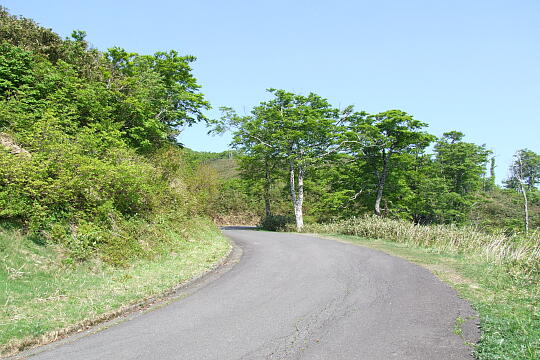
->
[0,127,215,264]
[259,214,294,231]
[0,8,216,265]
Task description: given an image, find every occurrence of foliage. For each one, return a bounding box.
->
[434,131,491,195]
[216,89,349,230]
[259,214,295,232]
[411,131,490,224]
[217,92,503,230]
[106,47,210,150]
[0,8,214,265]
[504,149,540,191]
[503,149,540,233]
[0,7,65,63]
[346,110,435,216]
[470,188,540,234]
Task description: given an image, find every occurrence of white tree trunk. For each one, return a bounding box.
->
[375,151,389,216]
[520,181,529,235]
[517,155,529,235]
[289,161,304,231]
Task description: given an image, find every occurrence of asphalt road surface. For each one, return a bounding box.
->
[16,228,479,359]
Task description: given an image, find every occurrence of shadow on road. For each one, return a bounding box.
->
[220,226,258,231]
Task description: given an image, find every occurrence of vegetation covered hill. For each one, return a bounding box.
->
[0,7,230,354]
[0,6,219,264]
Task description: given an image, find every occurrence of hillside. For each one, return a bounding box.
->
[0,7,230,355]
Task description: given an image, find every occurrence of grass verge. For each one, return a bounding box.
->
[313,234,539,360]
[0,219,231,356]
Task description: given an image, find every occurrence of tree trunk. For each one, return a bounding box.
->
[375,151,389,216]
[264,158,272,217]
[517,156,529,235]
[289,161,304,231]
[297,165,304,230]
[520,181,529,235]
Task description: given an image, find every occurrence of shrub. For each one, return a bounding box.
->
[259,214,295,231]
[0,126,209,265]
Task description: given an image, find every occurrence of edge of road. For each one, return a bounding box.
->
[301,232,481,349]
[6,231,244,360]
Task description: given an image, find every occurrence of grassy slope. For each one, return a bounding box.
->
[316,234,539,360]
[0,219,230,356]
[207,157,239,180]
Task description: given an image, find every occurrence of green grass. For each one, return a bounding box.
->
[315,234,539,360]
[0,219,231,356]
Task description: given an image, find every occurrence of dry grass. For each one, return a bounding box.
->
[302,215,540,276]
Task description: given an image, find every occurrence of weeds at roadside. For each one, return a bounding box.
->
[0,219,231,356]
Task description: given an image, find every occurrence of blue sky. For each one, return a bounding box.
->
[3,0,539,181]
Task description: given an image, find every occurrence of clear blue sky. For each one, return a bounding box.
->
[3,0,539,181]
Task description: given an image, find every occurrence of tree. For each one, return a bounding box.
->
[0,6,65,63]
[504,149,540,192]
[217,89,347,230]
[347,110,434,216]
[505,149,540,234]
[434,131,491,195]
[106,47,210,151]
[426,131,490,223]
[0,42,34,99]
[214,106,283,218]
[483,156,496,192]
[237,153,281,217]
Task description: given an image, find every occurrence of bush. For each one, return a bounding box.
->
[0,127,211,265]
[0,7,218,269]
[259,214,295,231]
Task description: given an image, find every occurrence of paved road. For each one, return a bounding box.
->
[18,228,479,359]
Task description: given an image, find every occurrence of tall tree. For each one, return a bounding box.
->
[504,149,540,192]
[347,110,434,216]
[106,47,210,150]
[217,89,347,230]
[434,131,491,195]
[505,149,540,234]
[428,131,491,223]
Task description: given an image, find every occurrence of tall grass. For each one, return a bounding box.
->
[303,215,540,277]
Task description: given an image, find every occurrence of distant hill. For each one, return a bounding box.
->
[184,149,239,179]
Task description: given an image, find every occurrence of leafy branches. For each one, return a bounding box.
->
[0,7,214,263]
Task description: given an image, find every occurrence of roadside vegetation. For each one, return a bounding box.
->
[211,90,540,236]
[0,7,229,354]
[0,220,229,355]
[303,216,539,277]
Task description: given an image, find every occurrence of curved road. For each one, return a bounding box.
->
[18,228,478,359]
